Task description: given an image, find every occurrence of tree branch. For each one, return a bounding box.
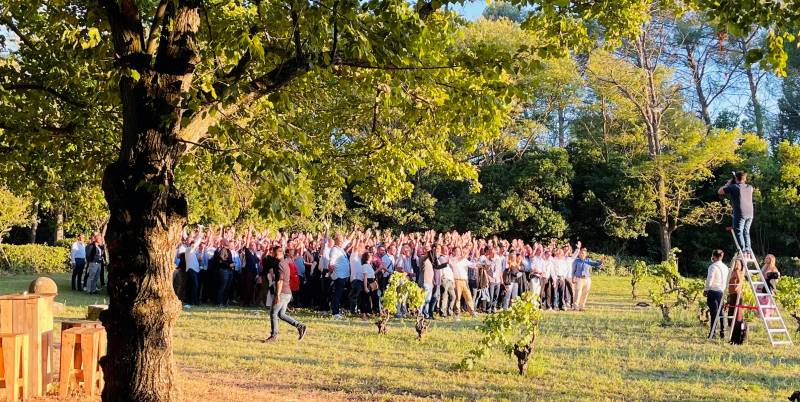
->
[291,4,303,63]
[101,0,146,58]
[2,83,87,107]
[330,0,339,60]
[145,0,169,55]
[333,58,457,70]
[0,15,38,51]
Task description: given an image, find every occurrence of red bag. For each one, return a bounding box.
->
[289,262,300,292]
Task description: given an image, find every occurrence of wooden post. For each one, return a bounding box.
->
[80,329,101,397]
[58,328,79,397]
[0,294,55,397]
[0,333,29,402]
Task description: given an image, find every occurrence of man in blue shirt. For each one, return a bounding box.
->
[571,248,603,311]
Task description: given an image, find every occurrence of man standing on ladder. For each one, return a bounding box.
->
[705,249,729,339]
[718,171,755,259]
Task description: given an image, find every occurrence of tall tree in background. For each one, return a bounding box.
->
[778,45,800,143]
[734,33,771,138]
[482,0,526,23]
[586,3,739,260]
[587,5,682,260]
[672,14,741,126]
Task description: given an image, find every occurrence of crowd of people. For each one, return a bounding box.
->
[69,232,107,294]
[169,226,604,339]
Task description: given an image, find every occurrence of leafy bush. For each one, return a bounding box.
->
[775,257,800,277]
[775,276,800,332]
[377,272,425,335]
[590,253,649,277]
[0,187,32,241]
[458,292,542,375]
[630,260,650,300]
[0,244,70,274]
[54,239,75,249]
[648,249,704,325]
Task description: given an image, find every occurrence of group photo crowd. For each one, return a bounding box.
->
[161,228,604,324]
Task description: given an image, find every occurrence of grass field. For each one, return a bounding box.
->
[1,273,798,401]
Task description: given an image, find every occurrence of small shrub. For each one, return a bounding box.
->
[775,276,800,332]
[591,253,648,277]
[54,239,75,249]
[775,257,800,277]
[458,292,542,375]
[630,260,650,300]
[648,249,703,325]
[589,253,620,275]
[0,244,70,274]
[377,272,425,335]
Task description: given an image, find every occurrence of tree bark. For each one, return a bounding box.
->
[557,106,566,147]
[98,1,200,400]
[29,202,39,243]
[684,45,712,126]
[53,208,64,244]
[656,172,671,261]
[99,89,188,402]
[745,64,765,138]
[738,37,765,138]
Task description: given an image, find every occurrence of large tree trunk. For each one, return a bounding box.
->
[100,154,185,401]
[745,65,765,138]
[738,38,765,138]
[685,45,712,126]
[98,2,200,400]
[29,202,39,243]
[53,207,64,244]
[557,106,566,147]
[656,172,671,262]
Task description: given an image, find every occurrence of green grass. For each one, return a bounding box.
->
[2,273,798,401]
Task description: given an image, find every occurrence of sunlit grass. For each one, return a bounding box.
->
[2,273,797,401]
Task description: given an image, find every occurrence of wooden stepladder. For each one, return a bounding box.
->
[709,229,793,346]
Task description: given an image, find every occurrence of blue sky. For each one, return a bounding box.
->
[452,1,487,20]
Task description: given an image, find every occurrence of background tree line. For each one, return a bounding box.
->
[3,0,800,399]
[4,2,800,277]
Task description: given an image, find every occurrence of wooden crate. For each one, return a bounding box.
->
[0,294,55,397]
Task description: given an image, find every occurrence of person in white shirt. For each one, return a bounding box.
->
[529,246,544,298]
[378,245,395,291]
[551,249,568,310]
[201,242,217,304]
[360,251,379,317]
[541,252,556,310]
[450,247,476,318]
[561,242,581,309]
[183,227,204,307]
[705,249,729,339]
[70,234,87,291]
[327,235,350,319]
[348,239,364,315]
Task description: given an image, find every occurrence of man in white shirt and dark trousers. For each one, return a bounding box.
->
[70,234,87,291]
[705,249,729,339]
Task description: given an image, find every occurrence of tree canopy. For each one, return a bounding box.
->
[2,0,800,400]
